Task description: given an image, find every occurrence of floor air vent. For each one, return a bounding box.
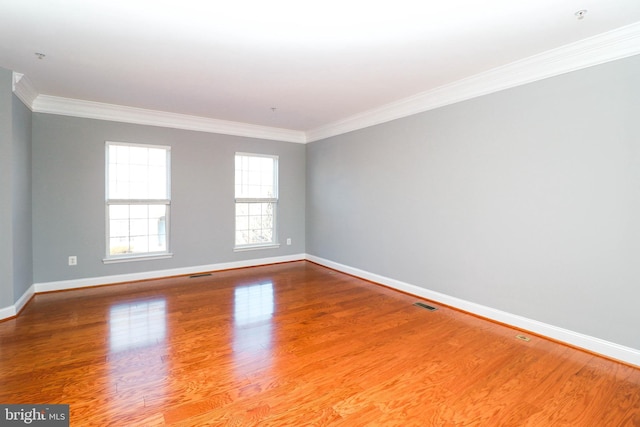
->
[189,273,212,278]
[414,302,437,311]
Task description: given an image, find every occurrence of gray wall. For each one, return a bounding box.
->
[5,54,640,353]
[32,114,305,283]
[307,55,640,349]
[12,94,32,300]
[0,69,13,307]
[0,68,32,307]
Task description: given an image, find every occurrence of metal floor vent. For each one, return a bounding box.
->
[189,273,212,278]
[414,302,437,311]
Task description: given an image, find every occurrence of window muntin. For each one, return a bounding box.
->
[106,142,171,259]
[235,153,278,249]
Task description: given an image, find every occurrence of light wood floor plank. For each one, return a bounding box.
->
[1,261,638,426]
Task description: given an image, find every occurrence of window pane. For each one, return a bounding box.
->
[262,229,273,242]
[149,205,166,218]
[130,219,149,237]
[107,143,169,200]
[148,148,166,167]
[130,205,148,219]
[129,146,148,165]
[235,202,274,246]
[235,154,277,198]
[236,203,248,216]
[236,204,249,228]
[248,203,262,216]
[113,144,128,164]
[249,214,262,230]
[148,166,167,199]
[236,232,249,246]
[107,142,170,258]
[107,202,167,256]
[234,153,277,248]
[109,205,129,220]
[110,219,129,238]
[110,237,131,255]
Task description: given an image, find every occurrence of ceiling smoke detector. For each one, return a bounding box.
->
[575,9,588,20]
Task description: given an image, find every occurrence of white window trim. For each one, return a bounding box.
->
[104,141,173,262]
[233,243,280,252]
[103,253,174,264]
[234,153,279,250]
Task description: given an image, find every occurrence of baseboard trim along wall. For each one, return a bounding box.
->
[3,252,639,367]
[0,284,36,320]
[0,306,16,320]
[34,253,306,294]
[305,254,640,368]
[0,253,305,321]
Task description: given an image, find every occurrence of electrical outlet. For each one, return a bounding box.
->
[286,238,292,245]
[68,256,77,266]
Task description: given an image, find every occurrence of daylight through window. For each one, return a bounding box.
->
[106,142,171,260]
[235,153,278,249]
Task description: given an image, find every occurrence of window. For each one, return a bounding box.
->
[105,142,171,262]
[235,153,278,249]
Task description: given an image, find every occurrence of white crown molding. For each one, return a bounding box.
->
[306,254,640,367]
[13,22,640,143]
[306,22,640,142]
[32,95,307,143]
[12,72,38,110]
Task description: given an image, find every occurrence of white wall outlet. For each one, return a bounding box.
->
[286,238,292,245]
[68,256,77,266]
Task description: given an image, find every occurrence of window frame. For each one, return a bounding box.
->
[104,141,173,263]
[234,152,280,251]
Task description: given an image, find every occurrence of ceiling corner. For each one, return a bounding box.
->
[305,21,640,143]
[12,72,38,110]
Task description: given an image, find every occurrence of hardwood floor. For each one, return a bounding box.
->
[1,261,639,426]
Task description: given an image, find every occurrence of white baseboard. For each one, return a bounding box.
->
[0,254,305,321]
[0,284,35,320]
[305,254,640,367]
[0,305,15,320]
[4,252,639,366]
[14,284,35,314]
[33,253,306,293]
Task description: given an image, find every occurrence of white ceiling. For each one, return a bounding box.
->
[1,0,640,139]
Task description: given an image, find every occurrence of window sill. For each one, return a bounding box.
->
[234,244,280,252]
[103,253,174,264]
